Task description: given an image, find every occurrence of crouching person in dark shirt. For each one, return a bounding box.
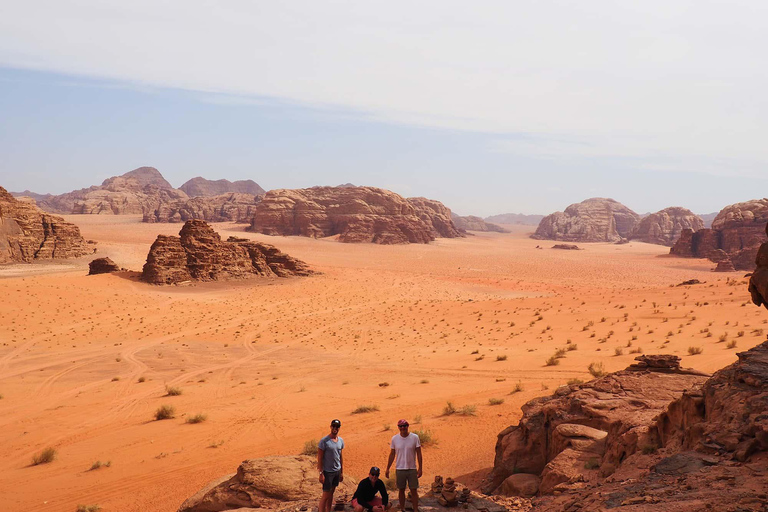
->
[352,466,390,512]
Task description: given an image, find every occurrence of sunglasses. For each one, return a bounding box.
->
[398,425,409,428]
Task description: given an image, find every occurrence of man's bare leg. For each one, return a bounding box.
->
[398,489,406,511]
[409,489,418,512]
[320,491,333,512]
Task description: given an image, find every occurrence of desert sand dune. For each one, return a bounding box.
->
[0,216,765,511]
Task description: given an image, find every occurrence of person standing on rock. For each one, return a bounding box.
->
[385,419,422,512]
[352,466,390,512]
[318,419,344,512]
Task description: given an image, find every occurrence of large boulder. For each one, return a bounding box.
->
[532,198,640,242]
[483,355,708,496]
[179,177,266,197]
[0,186,90,263]
[88,257,120,275]
[670,199,768,270]
[247,187,462,244]
[142,220,312,285]
[630,207,704,246]
[144,193,263,223]
[178,455,357,512]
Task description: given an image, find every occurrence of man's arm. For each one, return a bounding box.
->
[377,479,389,507]
[339,450,344,482]
[385,448,396,478]
[416,446,423,478]
[317,445,325,484]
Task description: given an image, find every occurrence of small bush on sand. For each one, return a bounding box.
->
[89,460,111,471]
[510,381,524,394]
[488,398,505,406]
[688,346,703,355]
[588,362,605,378]
[457,405,477,416]
[566,344,578,351]
[76,505,101,512]
[442,401,457,415]
[726,340,737,349]
[301,439,318,455]
[554,348,567,359]
[614,348,623,356]
[32,447,56,465]
[567,378,584,386]
[545,356,559,366]
[496,355,507,361]
[351,404,380,414]
[154,405,175,420]
[165,386,182,396]
[137,376,146,383]
[412,428,436,445]
[186,413,208,424]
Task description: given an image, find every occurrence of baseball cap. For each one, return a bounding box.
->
[331,419,341,427]
[370,466,381,476]
[397,419,409,427]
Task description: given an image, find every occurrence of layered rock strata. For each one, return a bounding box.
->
[0,186,90,263]
[670,199,768,270]
[88,257,120,275]
[630,207,704,246]
[247,187,462,244]
[532,198,640,242]
[484,355,709,496]
[143,193,263,223]
[142,220,312,284]
[179,177,265,197]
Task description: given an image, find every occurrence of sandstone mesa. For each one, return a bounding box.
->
[532,198,640,243]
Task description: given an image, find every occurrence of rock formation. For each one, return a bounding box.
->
[142,220,312,284]
[532,198,640,243]
[247,187,462,244]
[451,213,509,233]
[88,257,120,275]
[143,193,263,223]
[526,341,768,511]
[179,177,265,197]
[670,199,768,270]
[485,213,544,226]
[0,186,90,263]
[483,355,709,496]
[551,244,580,250]
[629,207,704,246]
[714,259,736,272]
[748,224,768,310]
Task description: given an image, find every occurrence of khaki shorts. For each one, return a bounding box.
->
[395,469,419,489]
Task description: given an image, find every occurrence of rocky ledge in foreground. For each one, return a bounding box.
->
[179,455,529,512]
[486,345,768,512]
[142,220,312,284]
[0,185,91,263]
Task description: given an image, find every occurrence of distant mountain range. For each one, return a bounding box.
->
[484,213,544,225]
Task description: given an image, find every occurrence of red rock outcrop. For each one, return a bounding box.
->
[142,220,312,285]
[0,186,90,263]
[528,341,768,511]
[748,224,768,310]
[451,213,509,233]
[143,193,263,223]
[532,198,640,243]
[670,199,768,270]
[630,207,704,246]
[483,355,708,496]
[88,257,121,275]
[247,187,462,244]
[179,177,265,197]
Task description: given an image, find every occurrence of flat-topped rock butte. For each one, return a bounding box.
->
[1,214,767,512]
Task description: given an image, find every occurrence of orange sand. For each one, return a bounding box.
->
[0,216,765,512]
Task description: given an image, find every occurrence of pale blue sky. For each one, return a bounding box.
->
[1,1,767,216]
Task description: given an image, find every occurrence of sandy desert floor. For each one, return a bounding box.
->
[1,216,766,512]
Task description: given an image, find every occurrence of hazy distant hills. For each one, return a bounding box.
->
[179,177,265,197]
[699,212,718,228]
[484,213,544,225]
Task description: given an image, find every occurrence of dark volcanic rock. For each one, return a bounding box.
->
[142,220,312,285]
[532,198,640,243]
[451,213,509,233]
[88,257,120,275]
[630,207,704,246]
[483,355,708,496]
[179,177,266,197]
[0,186,90,263]
[670,199,768,270]
[247,187,462,244]
[143,193,263,223]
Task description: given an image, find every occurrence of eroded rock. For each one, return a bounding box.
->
[88,257,120,275]
[532,198,640,243]
[630,207,704,246]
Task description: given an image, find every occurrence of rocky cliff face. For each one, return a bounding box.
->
[247,187,462,244]
[532,198,640,242]
[143,193,263,223]
[748,224,768,310]
[142,220,312,284]
[483,355,708,496]
[670,199,768,270]
[630,207,704,246]
[0,186,90,263]
[179,177,266,197]
[451,213,509,233]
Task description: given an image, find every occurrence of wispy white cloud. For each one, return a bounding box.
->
[1,1,767,174]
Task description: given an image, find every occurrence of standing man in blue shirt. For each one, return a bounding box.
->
[318,419,344,512]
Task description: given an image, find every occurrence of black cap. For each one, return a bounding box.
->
[331,419,341,427]
[370,466,380,476]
